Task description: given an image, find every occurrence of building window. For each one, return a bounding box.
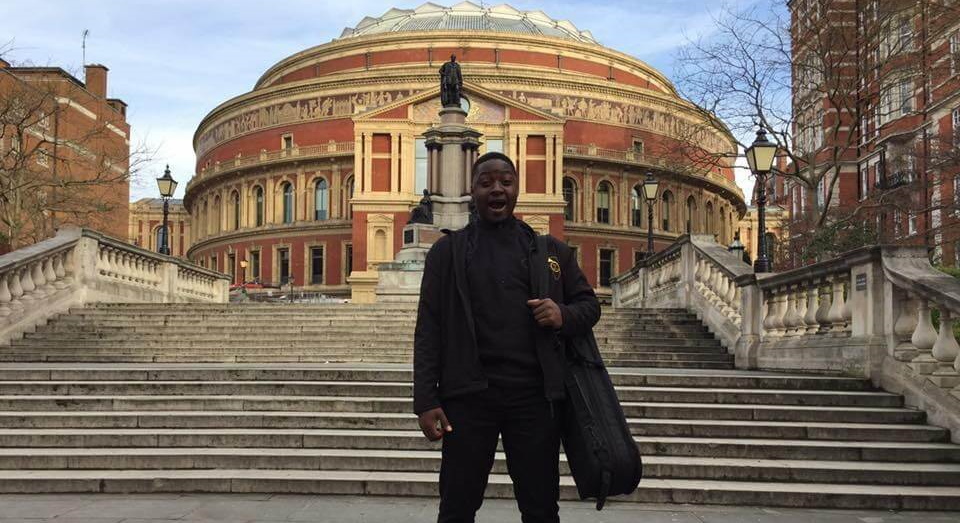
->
[155,226,166,253]
[232,191,240,230]
[634,250,645,266]
[950,31,959,76]
[310,246,324,284]
[631,139,644,155]
[36,150,48,166]
[228,253,236,283]
[211,255,218,273]
[344,177,355,219]
[255,186,264,227]
[596,181,612,224]
[251,250,261,282]
[282,134,293,150]
[599,248,615,287]
[562,177,576,221]
[282,182,294,224]
[953,107,960,149]
[881,77,914,124]
[486,138,503,154]
[894,209,903,238]
[344,243,353,279]
[686,196,697,234]
[314,178,329,220]
[705,201,713,234]
[859,164,869,201]
[817,179,825,209]
[631,185,644,227]
[415,138,428,195]
[908,213,918,236]
[661,190,673,232]
[278,248,290,285]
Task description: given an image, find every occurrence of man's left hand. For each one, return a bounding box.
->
[527,298,563,330]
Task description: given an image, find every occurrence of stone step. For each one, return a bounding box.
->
[0,395,926,423]
[0,411,943,441]
[0,428,956,463]
[1,448,958,486]
[0,366,876,391]
[0,382,899,407]
[0,353,414,364]
[3,469,957,508]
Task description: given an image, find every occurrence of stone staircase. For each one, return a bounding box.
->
[0,303,958,509]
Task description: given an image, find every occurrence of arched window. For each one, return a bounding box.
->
[344,176,355,219]
[212,195,221,234]
[281,182,294,224]
[201,200,208,237]
[596,181,612,224]
[562,177,577,221]
[232,191,240,230]
[720,205,727,243]
[686,196,697,234]
[631,185,644,227]
[314,178,329,220]
[661,191,673,232]
[154,226,166,252]
[254,186,264,227]
[705,201,714,236]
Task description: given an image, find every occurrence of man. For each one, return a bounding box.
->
[414,152,601,522]
[439,54,463,107]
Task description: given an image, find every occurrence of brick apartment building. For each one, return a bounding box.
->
[780,0,960,267]
[0,60,130,251]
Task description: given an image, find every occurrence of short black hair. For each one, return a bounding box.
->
[471,151,517,182]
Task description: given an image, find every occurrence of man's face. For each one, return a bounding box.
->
[472,159,519,223]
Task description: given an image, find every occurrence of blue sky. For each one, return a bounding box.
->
[0,0,758,202]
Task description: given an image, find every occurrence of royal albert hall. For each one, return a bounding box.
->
[185,2,746,301]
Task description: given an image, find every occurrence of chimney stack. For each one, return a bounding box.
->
[84,64,108,98]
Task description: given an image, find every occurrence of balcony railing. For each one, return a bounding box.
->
[563,143,743,197]
[198,141,355,178]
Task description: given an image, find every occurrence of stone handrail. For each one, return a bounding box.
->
[613,240,960,440]
[611,234,751,350]
[0,227,230,346]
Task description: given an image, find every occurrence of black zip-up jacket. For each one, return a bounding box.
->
[413,220,601,415]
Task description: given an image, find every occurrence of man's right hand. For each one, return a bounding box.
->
[417,407,452,441]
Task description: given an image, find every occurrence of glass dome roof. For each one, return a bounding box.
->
[338,2,597,44]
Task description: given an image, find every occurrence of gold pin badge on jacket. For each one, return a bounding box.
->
[547,256,561,280]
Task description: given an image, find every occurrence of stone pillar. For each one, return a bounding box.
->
[423,106,481,231]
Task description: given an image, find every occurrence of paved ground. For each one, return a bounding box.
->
[0,494,959,523]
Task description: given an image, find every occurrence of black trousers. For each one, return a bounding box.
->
[437,385,562,523]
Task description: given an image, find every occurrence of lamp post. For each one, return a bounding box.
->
[745,127,777,273]
[155,165,178,256]
[643,172,660,257]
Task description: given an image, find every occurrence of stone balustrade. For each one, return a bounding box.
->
[614,240,960,439]
[0,227,230,346]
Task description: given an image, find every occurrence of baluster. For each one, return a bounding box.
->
[910,300,939,375]
[61,249,76,285]
[804,283,819,334]
[724,275,737,310]
[827,276,846,333]
[841,280,853,331]
[815,280,832,333]
[97,247,109,276]
[0,275,11,318]
[40,258,56,294]
[893,294,919,361]
[30,261,47,299]
[780,285,797,336]
[19,265,36,303]
[763,290,781,337]
[930,311,960,387]
[9,270,25,312]
[793,285,808,336]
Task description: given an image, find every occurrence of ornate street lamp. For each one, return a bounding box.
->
[728,230,746,264]
[239,259,248,284]
[155,165,178,256]
[643,172,660,257]
[745,127,777,273]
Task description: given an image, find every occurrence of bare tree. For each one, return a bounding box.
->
[0,50,151,249]
[675,0,960,266]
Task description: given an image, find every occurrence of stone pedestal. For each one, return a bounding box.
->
[375,223,444,303]
[424,106,481,231]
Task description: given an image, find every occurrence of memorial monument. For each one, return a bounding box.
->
[375,55,481,301]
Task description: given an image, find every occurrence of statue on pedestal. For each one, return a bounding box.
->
[409,189,434,225]
[439,55,463,108]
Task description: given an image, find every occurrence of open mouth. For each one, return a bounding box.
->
[489,201,507,211]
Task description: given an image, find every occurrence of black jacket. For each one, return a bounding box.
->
[413,220,601,415]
